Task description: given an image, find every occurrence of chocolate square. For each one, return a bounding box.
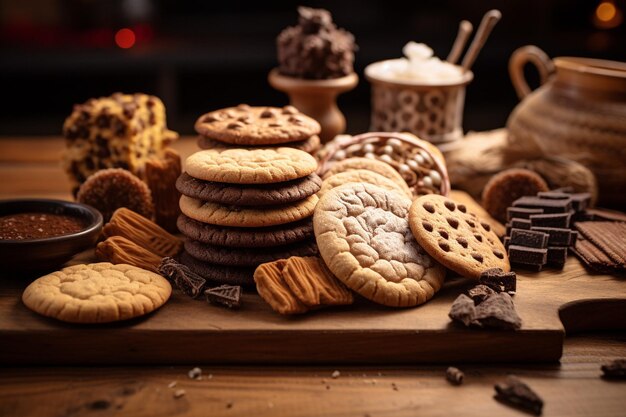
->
[510,218,531,230]
[547,246,568,267]
[513,196,572,213]
[506,207,544,221]
[531,226,573,246]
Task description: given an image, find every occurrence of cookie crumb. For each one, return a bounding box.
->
[391,382,398,391]
[226,401,233,409]
[331,370,340,379]
[167,381,177,389]
[445,367,464,385]
[173,389,186,399]
[188,367,202,380]
[601,359,626,379]
[326,385,331,390]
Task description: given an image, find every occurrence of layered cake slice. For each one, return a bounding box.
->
[62,93,178,194]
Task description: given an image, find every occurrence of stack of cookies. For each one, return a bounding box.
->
[176,147,322,286]
[195,104,322,155]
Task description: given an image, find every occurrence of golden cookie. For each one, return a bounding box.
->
[322,157,412,196]
[314,183,445,307]
[185,148,317,184]
[179,194,318,227]
[195,104,321,145]
[408,194,510,280]
[282,256,353,307]
[22,262,171,323]
[318,170,412,199]
[254,260,308,315]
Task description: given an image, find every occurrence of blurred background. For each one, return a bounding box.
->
[1,0,624,136]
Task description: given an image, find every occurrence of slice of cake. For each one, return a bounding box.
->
[62,93,178,194]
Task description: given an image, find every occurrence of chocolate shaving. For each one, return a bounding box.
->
[445,367,464,385]
[158,257,206,298]
[601,359,626,379]
[205,285,242,309]
[494,376,543,415]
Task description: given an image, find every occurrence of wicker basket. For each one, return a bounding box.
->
[365,60,473,144]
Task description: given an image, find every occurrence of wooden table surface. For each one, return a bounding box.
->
[1,137,625,417]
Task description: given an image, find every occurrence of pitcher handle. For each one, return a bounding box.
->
[509,45,555,100]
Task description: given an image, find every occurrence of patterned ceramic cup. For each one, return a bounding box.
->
[365,60,473,144]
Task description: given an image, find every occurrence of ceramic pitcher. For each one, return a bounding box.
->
[506,45,626,207]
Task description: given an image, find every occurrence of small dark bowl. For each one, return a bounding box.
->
[0,199,103,273]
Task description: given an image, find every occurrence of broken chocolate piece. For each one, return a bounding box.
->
[531,227,573,246]
[494,376,543,415]
[511,218,532,230]
[468,284,497,304]
[510,229,549,249]
[529,212,572,228]
[601,359,626,379]
[546,246,568,268]
[507,207,544,221]
[472,292,522,330]
[479,268,517,294]
[513,196,572,213]
[445,367,464,385]
[204,285,242,309]
[448,294,476,326]
[508,245,548,265]
[159,257,206,298]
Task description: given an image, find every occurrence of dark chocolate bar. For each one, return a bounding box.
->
[530,212,572,228]
[513,196,572,213]
[506,207,544,221]
[508,245,548,265]
[511,218,532,230]
[510,229,549,249]
[531,226,573,246]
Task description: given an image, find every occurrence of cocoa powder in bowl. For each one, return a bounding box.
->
[0,212,87,240]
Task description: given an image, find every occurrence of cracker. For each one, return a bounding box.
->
[409,194,510,280]
[314,183,445,307]
[195,105,320,145]
[22,263,171,323]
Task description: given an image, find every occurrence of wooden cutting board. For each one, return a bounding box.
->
[1,257,624,365]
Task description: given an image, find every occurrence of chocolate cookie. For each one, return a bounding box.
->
[184,238,318,267]
[76,168,154,222]
[178,251,255,286]
[197,135,320,154]
[177,214,314,248]
[176,172,322,206]
[195,105,321,145]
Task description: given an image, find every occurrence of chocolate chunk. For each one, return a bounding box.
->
[468,284,496,304]
[205,285,242,309]
[513,196,572,213]
[448,294,476,326]
[159,257,206,298]
[511,218,532,230]
[546,246,568,268]
[530,212,572,228]
[494,376,543,415]
[531,227,573,246]
[472,292,522,330]
[508,245,547,265]
[507,207,544,221]
[479,268,517,294]
[503,236,510,249]
[510,229,549,249]
[569,193,591,211]
[601,359,626,379]
[445,367,464,385]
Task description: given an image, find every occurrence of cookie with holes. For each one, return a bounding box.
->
[408,195,510,280]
